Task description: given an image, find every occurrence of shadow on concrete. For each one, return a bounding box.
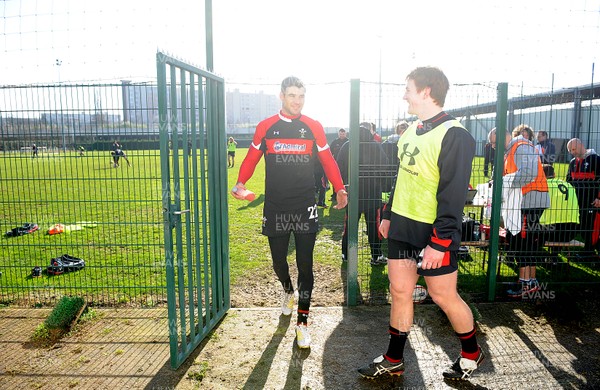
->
[282,344,311,390]
[321,306,424,389]
[241,314,292,390]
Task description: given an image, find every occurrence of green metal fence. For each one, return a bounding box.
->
[489,83,600,301]
[1,83,167,306]
[2,78,599,308]
[345,79,600,303]
[157,52,229,369]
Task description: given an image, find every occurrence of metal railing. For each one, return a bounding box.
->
[1,79,599,306]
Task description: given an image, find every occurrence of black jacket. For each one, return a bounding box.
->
[337,128,389,209]
[566,150,600,210]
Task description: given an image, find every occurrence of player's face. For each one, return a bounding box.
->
[280,86,305,117]
[403,79,427,116]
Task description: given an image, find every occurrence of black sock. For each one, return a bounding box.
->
[297,309,309,325]
[457,328,479,359]
[385,325,408,361]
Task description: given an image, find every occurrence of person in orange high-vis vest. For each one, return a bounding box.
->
[498,127,549,299]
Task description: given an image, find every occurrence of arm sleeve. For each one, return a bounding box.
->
[483,144,491,175]
[382,181,396,220]
[429,127,476,252]
[310,119,345,192]
[318,150,345,193]
[382,143,398,220]
[236,122,267,185]
[566,160,573,183]
[336,142,349,184]
[510,144,539,188]
[594,155,600,198]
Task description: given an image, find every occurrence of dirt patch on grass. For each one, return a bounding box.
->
[230,262,348,308]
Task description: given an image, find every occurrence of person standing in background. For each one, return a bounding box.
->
[499,128,550,298]
[227,136,238,168]
[483,129,496,178]
[536,130,556,165]
[336,123,389,265]
[566,138,600,260]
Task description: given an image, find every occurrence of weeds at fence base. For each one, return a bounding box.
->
[188,361,210,383]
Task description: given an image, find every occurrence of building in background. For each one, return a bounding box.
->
[121,83,279,134]
[226,89,279,134]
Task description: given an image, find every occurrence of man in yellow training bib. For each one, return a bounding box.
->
[358,67,483,381]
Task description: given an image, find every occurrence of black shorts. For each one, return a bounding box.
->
[262,203,319,237]
[387,238,458,276]
[228,151,235,157]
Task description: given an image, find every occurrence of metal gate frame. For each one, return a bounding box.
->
[156,52,230,369]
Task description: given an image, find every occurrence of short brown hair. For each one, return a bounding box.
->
[396,121,409,135]
[406,67,449,107]
[281,76,304,93]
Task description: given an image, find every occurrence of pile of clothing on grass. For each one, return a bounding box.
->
[4,223,39,237]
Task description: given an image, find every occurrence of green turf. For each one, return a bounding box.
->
[1,149,165,305]
[1,148,595,306]
[45,295,86,329]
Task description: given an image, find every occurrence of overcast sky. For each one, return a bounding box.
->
[1,0,599,125]
[2,1,599,86]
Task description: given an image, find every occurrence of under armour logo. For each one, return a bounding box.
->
[399,143,420,166]
[273,131,280,135]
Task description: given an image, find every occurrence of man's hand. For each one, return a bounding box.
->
[231,182,247,200]
[418,246,445,270]
[593,198,600,208]
[379,219,390,239]
[333,189,348,209]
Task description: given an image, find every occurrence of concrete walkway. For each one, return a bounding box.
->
[0,302,598,389]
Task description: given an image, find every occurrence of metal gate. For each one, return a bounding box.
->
[156,52,230,369]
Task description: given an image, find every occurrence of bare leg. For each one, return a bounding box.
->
[425,272,473,333]
[388,260,419,332]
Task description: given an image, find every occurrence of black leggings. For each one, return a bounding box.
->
[506,208,545,267]
[268,232,316,312]
[342,205,382,260]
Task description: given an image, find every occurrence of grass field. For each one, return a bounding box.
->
[1,148,597,307]
[1,149,165,305]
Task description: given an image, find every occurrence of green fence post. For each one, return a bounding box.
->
[487,82,508,302]
[217,81,231,311]
[156,52,179,367]
[347,79,360,306]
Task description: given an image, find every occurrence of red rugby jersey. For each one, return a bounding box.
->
[237,111,344,210]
